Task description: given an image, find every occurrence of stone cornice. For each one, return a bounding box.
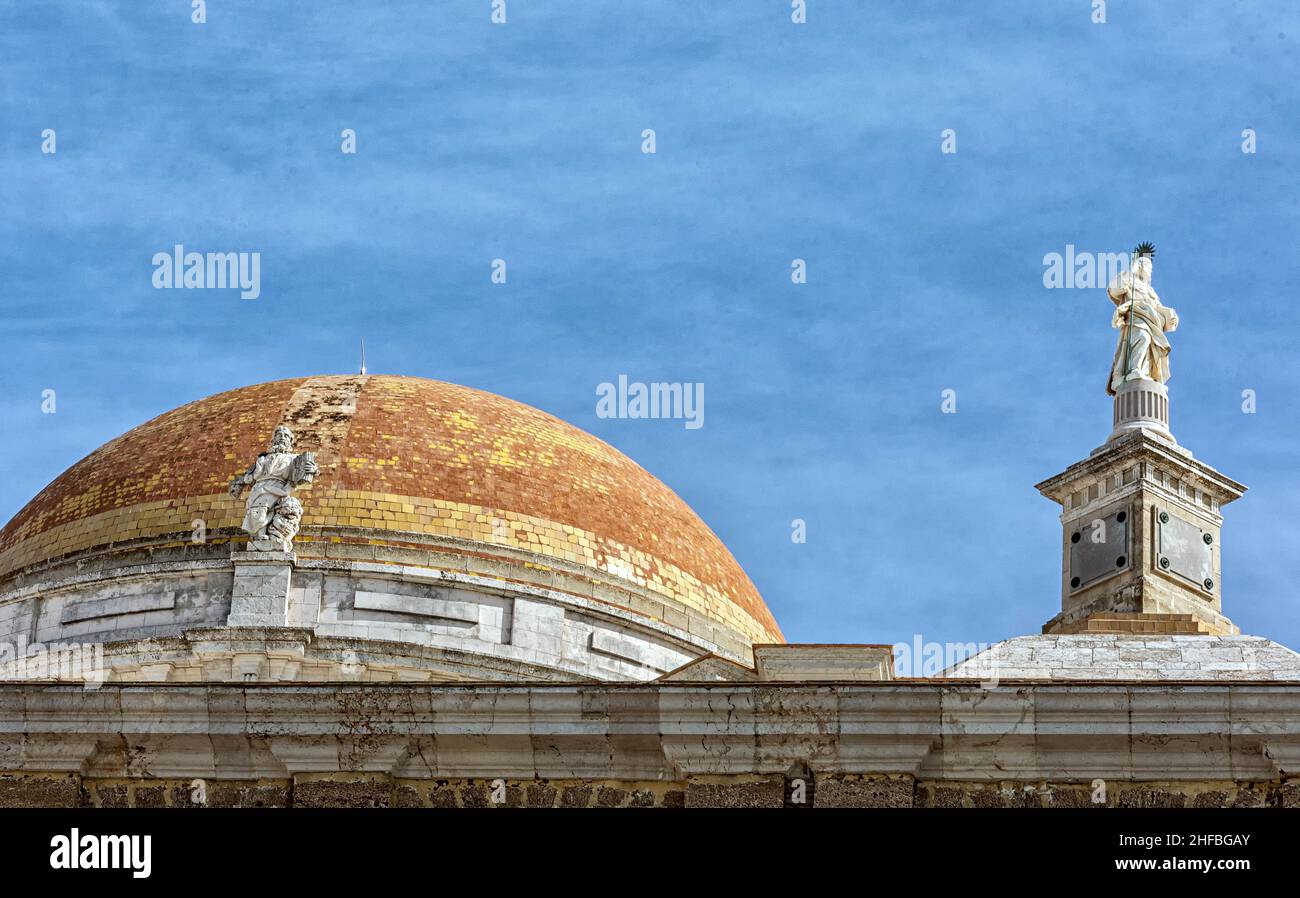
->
[2,681,1297,782]
[1036,431,1246,505]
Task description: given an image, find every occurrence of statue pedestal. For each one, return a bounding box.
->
[1108,378,1172,443]
[228,548,295,628]
[1036,424,1245,638]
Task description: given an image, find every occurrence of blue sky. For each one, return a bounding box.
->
[2,2,1297,653]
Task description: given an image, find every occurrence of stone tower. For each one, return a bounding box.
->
[1035,252,1246,636]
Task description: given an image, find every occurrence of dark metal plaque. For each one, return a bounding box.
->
[1157,510,1213,589]
[1068,505,1130,591]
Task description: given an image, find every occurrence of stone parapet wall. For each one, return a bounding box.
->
[3,681,1300,807]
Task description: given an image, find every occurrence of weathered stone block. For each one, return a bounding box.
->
[209,781,290,808]
[1116,787,1187,808]
[813,774,914,808]
[1267,781,1300,808]
[526,783,558,807]
[292,775,391,808]
[0,773,81,808]
[560,784,593,807]
[596,785,628,807]
[685,775,784,808]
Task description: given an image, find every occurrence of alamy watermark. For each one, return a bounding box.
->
[1042,244,1131,289]
[894,634,1000,686]
[0,638,106,689]
[596,375,704,430]
[152,244,261,299]
[50,829,151,878]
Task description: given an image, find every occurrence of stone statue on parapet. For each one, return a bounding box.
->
[1106,241,1179,396]
[229,425,317,552]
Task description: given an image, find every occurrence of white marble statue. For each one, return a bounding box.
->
[228,425,318,551]
[1106,242,1178,395]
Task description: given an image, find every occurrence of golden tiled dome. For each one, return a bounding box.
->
[0,375,781,647]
